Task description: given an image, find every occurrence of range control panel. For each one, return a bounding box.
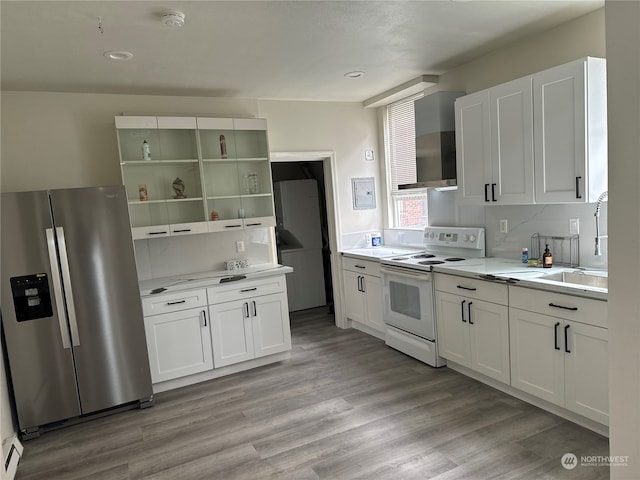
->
[423,227,485,252]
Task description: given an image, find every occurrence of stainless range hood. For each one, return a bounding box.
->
[399,91,465,190]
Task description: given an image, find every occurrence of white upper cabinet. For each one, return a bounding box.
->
[456,76,535,206]
[455,91,492,205]
[533,57,608,203]
[456,57,606,205]
[116,115,276,238]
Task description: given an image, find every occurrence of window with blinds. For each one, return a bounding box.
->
[386,94,429,229]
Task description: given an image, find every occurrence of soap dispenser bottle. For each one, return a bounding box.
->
[543,244,553,268]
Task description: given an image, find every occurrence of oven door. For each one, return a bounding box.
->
[381,265,435,341]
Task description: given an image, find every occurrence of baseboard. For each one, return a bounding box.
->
[3,435,23,480]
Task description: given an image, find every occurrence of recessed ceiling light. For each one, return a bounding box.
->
[344,71,365,79]
[162,11,185,27]
[103,50,134,61]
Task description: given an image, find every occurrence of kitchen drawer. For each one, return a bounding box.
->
[207,275,286,304]
[142,288,207,316]
[342,257,380,277]
[509,286,607,328]
[434,273,508,305]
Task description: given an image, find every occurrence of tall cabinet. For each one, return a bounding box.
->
[115,115,275,239]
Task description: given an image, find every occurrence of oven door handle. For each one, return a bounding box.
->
[380,265,431,281]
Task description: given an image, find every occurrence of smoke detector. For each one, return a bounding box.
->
[161,11,185,27]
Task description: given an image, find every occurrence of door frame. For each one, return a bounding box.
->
[270,151,345,328]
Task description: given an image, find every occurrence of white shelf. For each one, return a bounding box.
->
[129,197,203,205]
[121,159,199,165]
[202,157,268,163]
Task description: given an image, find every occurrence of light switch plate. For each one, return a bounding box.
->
[236,241,245,252]
[570,218,579,235]
[364,150,374,161]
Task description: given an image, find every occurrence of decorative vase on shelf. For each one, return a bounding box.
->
[172,178,186,199]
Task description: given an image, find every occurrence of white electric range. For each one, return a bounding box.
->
[380,227,485,367]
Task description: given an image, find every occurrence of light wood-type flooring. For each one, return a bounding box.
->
[16,307,609,479]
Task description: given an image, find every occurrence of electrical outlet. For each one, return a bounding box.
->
[236,241,245,252]
[499,219,508,233]
[569,218,579,235]
[364,150,374,161]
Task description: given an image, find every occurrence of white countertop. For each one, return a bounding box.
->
[341,248,607,300]
[139,264,293,297]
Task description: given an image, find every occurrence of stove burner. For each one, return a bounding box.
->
[445,257,466,262]
[412,253,436,259]
[390,256,409,260]
[418,260,445,265]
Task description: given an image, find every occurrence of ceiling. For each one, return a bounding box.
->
[1,1,603,103]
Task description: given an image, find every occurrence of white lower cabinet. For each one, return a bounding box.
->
[208,276,292,368]
[142,289,213,383]
[342,257,384,334]
[509,286,608,425]
[435,287,510,384]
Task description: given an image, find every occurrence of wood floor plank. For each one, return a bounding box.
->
[16,307,609,480]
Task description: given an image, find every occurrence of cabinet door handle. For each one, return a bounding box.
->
[241,287,257,293]
[202,310,208,327]
[166,300,186,305]
[468,301,474,324]
[244,302,250,318]
[252,301,257,317]
[457,285,477,291]
[484,184,489,202]
[360,276,366,293]
[491,183,497,202]
[172,229,191,233]
[549,303,578,311]
[564,324,571,353]
[461,300,467,322]
[358,275,363,292]
[554,322,560,350]
[575,176,582,199]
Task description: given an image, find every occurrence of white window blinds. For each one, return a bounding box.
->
[386,93,422,191]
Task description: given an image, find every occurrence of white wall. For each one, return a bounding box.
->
[605,2,640,478]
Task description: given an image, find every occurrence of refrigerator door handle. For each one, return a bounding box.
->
[56,227,80,347]
[46,228,72,349]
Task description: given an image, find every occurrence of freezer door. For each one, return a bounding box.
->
[49,186,152,414]
[1,191,81,431]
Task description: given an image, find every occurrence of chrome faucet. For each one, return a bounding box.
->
[594,191,608,255]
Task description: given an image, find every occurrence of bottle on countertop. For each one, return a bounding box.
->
[142,140,152,160]
[542,244,553,268]
[521,247,529,264]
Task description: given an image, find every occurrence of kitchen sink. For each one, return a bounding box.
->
[540,271,608,289]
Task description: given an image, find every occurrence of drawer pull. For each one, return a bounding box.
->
[166,300,186,305]
[461,300,466,322]
[225,224,243,228]
[554,322,561,350]
[564,324,571,353]
[172,229,191,233]
[549,303,578,311]
[246,223,262,227]
[241,287,257,293]
[457,285,477,291]
[355,265,366,269]
[148,231,168,236]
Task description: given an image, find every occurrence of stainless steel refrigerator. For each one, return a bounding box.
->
[1,186,153,439]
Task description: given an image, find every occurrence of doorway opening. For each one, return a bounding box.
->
[271,161,334,314]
